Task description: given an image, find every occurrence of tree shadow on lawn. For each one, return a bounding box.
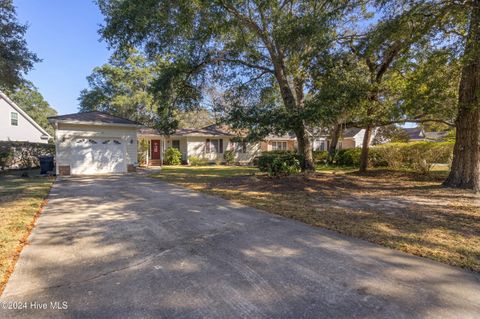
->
[202,170,480,272]
[0,174,479,318]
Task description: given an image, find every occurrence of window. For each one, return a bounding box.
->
[271,141,287,151]
[206,139,223,153]
[172,140,180,150]
[315,141,325,151]
[10,112,18,126]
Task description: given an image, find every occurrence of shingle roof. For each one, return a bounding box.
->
[424,131,449,141]
[175,125,236,136]
[265,132,297,140]
[48,111,140,125]
[138,125,236,137]
[343,127,363,138]
[403,127,425,140]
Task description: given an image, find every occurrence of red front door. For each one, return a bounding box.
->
[151,140,161,160]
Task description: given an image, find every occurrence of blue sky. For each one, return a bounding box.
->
[15,0,111,114]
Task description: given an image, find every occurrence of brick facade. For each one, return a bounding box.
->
[58,165,70,176]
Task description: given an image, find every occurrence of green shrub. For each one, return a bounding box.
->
[188,156,209,166]
[406,142,453,174]
[371,143,406,169]
[336,148,362,166]
[137,139,149,165]
[223,150,235,165]
[313,150,329,164]
[258,153,303,176]
[164,147,182,165]
[262,150,297,155]
[368,147,389,168]
[369,141,454,173]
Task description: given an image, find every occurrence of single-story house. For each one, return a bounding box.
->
[48,112,141,175]
[0,90,51,143]
[47,111,381,175]
[138,125,262,166]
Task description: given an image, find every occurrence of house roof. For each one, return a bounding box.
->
[48,111,141,126]
[177,125,236,137]
[139,124,236,137]
[343,127,363,138]
[265,132,297,140]
[140,124,296,140]
[424,131,449,141]
[0,90,51,139]
[403,127,425,140]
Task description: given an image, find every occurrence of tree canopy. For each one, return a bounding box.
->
[0,0,40,90]
[78,49,160,126]
[98,0,364,169]
[92,0,480,190]
[5,82,57,136]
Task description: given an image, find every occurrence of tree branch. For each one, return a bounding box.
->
[212,56,275,73]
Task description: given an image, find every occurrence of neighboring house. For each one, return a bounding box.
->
[403,127,449,142]
[0,90,51,143]
[338,127,371,149]
[312,127,375,151]
[139,125,261,165]
[48,112,140,175]
[260,133,297,152]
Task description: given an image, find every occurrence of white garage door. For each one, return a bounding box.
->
[70,138,126,175]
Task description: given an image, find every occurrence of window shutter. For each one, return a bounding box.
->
[219,139,223,153]
[206,139,210,153]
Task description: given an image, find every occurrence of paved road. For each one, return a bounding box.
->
[1,174,479,318]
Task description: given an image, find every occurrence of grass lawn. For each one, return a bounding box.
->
[0,170,54,294]
[152,165,480,272]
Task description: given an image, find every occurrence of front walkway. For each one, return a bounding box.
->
[1,174,479,318]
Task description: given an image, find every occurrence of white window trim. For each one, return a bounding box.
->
[11,112,18,126]
[271,141,287,151]
[206,138,223,153]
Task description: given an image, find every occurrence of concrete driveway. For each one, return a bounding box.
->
[1,174,479,318]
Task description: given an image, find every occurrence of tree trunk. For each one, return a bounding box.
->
[443,0,480,192]
[295,125,315,171]
[328,123,342,163]
[272,67,315,171]
[359,125,372,173]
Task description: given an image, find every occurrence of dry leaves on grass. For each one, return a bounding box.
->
[0,175,54,294]
[155,168,480,272]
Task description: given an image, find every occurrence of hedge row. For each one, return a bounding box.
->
[370,142,453,173]
[0,141,55,170]
[313,141,454,173]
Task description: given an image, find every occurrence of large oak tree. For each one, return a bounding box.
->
[98,0,360,170]
[442,0,480,192]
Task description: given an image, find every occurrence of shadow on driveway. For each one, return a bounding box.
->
[1,174,479,318]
